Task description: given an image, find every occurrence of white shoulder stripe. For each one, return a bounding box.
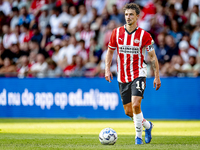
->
[116,27,121,82]
[139,29,145,76]
[130,32,136,81]
[124,31,128,83]
[116,27,120,44]
[139,30,144,48]
[108,45,116,49]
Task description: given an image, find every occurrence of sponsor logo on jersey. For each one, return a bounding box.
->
[119,45,140,54]
[134,39,140,43]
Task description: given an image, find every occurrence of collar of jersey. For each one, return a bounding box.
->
[124,25,138,35]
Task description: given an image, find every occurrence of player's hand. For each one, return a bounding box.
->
[154,78,161,90]
[105,70,113,83]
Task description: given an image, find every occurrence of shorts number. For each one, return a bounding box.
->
[136,81,145,90]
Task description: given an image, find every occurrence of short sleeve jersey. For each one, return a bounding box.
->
[108,26,154,83]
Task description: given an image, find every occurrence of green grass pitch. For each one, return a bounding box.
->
[0,119,200,150]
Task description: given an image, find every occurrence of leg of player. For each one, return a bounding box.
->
[132,96,143,144]
[123,103,151,128]
[132,96,153,144]
[123,102,133,119]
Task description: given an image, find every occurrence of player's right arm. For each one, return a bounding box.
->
[105,48,114,83]
[105,28,117,83]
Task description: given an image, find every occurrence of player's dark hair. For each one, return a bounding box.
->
[123,3,140,15]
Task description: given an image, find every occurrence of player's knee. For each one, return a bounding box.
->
[132,103,140,111]
[125,110,132,117]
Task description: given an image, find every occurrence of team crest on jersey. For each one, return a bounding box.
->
[119,45,139,54]
[134,39,140,43]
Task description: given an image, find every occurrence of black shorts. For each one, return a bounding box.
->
[118,77,146,105]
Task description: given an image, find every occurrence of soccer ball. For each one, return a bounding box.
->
[99,127,118,145]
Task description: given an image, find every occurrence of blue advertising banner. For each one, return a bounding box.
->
[0,77,200,119]
[0,78,126,118]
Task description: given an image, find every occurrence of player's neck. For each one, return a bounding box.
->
[125,24,137,33]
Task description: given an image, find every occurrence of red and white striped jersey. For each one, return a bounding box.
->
[108,25,154,83]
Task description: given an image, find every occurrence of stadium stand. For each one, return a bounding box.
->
[0,0,199,78]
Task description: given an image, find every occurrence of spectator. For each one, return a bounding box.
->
[29,38,49,58]
[138,0,156,31]
[165,35,179,61]
[166,55,184,77]
[46,58,63,77]
[77,39,89,64]
[154,33,170,63]
[85,0,106,15]
[13,25,21,41]
[31,23,43,44]
[164,4,187,31]
[182,33,198,52]
[61,23,70,40]
[63,55,76,77]
[181,56,198,77]
[18,2,34,25]
[168,19,184,44]
[28,51,37,68]
[2,24,18,49]
[68,5,80,30]
[19,23,32,43]
[0,57,17,77]
[102,20,117,49]
[29,53,48,78]
[38,5,50,34]
[70,55,86,77]
[59,3,72,25]
[179,40,197,63]
[0,0,11,16]
[52,38,62,63]
[0,42,13,61]
[149,3,165,38]
[0,11,9,32]
[190,25,200,50]
[40,24,56,53]
[110,4,125,25]
[49,6,62,35]
[18,55,29,78]
[78,4,93,25]
[89,7,99,24]
[20,42,29,53]
[88,38,102,66]
[30,0,48,17]
[190,5,200,26]
[57,36,80,69]
[194,56,200,76]
[9,42,28,64]
[101,8,110,26]
[10,7,20,31]
[79,23,95,49]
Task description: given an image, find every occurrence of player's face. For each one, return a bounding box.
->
[125,9,139,26]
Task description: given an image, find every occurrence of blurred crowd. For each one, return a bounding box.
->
[0,0,199,78]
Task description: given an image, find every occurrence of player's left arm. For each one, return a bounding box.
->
[148,50,161,90]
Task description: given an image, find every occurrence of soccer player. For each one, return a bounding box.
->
[105,3,161,145]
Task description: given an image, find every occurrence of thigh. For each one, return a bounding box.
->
[118,82,132,105]
[131,77,146,98]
